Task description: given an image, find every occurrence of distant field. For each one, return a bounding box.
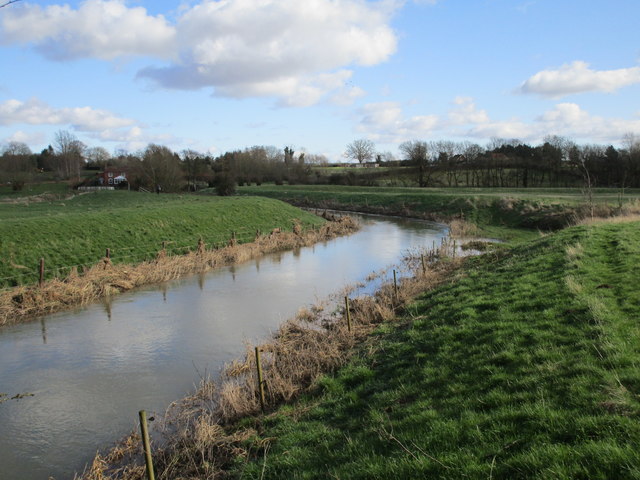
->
[239,185,640,235]
[0,191,324,287]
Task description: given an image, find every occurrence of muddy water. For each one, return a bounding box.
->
[0,214,446,480]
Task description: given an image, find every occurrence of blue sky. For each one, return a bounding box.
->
[1,0,639,161]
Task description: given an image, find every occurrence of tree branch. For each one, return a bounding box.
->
[0,0,21,8]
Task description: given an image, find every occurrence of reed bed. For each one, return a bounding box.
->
[76,238,464,480]
[0,217,359,326]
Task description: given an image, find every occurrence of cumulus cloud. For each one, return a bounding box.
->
[3,130,46,146]
[448,96,489,125]
[139,0,397,105]
[1,0,398,106]
[519,61,640,98]
[0,98,135,131]
[466,103,640,143]
[355,97,640,145]
[356,102,440,142]
[0,0,176,60]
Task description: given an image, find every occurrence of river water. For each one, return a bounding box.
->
[0,214,447,480]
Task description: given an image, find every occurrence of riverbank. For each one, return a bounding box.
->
[80,215,640,479]
[237,185,640,238]
[0,192,326,288]
[0,214,358,326]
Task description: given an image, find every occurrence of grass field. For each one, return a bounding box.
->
[239,185,640,235]
[0,190,324,287]
[233,218,640,479]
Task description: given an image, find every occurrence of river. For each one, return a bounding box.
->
[0,213,447,479]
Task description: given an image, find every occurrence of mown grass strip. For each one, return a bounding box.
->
[234,220,640,479]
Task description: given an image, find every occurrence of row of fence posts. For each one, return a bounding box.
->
[32,231,252,288]
[133,241,455,478]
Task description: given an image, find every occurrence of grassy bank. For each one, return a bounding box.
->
[82,218,640,479]
[231,218,640,479]
[0,191,325,288]
[238,185,640,236]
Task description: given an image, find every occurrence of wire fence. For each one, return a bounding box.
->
[0,226,293,291]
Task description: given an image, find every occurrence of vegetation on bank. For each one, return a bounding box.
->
[230,218,640,479]
[238,184,640,234]
[82,217,640,479]
[0,191,325,288]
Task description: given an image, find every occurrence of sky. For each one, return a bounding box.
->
[0,0,639,161]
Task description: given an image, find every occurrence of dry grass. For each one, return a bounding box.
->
[77,239,464,479]
[447,218,479,238]
[0,217,359,326]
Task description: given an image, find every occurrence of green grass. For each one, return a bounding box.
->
[233,220,640,479]
[239,185,640,235]
[0,191,325,287]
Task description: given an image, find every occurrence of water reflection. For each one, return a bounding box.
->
[0,214,446,480]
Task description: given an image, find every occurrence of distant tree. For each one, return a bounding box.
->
[345,139,375,164]
[53,130,85,179]
[213,172,236,196]
[139,144,184,192]
[399,140,430,187]
[85,146,111,169]
[0,141,34,190]
[181,149,210,190]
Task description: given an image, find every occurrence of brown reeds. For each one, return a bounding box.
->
[77,240,464,480]
[0,217,359,327]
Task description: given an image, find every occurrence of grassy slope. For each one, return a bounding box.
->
[239,185,640,237]
[235,220,640,479]
[0,191,324,287]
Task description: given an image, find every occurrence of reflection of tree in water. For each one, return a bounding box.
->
[198,272,206,291]
[103,298,113,322]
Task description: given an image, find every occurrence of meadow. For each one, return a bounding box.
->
[0,190,325,287]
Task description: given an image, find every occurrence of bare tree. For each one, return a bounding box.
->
[54,130,85,179]
[0,141,33,190]
[345,138,375,164]
[399,140,430,187]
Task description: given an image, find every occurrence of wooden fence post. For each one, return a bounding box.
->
[255,347,266,412]
[138,410,156,480]
[345,296,352,333]
[393,269,398,302]
[39,258,44,287]
[105,248,111,259]
[421,254,426,275]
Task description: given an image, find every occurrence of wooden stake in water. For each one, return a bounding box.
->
[421,254,426,275]
[39,258,44,287]
[138,410,156,480]
[345,296,352,333]
[255,347,266,412]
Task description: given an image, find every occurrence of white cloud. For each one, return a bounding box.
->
[519,61,640,98]
[3,130,46,146]
[466,103,640,143]
[0,0,176,61]
[448,96,489,125]
[139,0,397,105]
[0,0,398,106]
[355,97,640,145]
[0,98,135,131]
[89,126,181,152]
[356,102,440,142]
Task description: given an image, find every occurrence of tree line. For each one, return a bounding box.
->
[2,130,640,194]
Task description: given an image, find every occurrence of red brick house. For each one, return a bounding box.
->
[98,167,129,186]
